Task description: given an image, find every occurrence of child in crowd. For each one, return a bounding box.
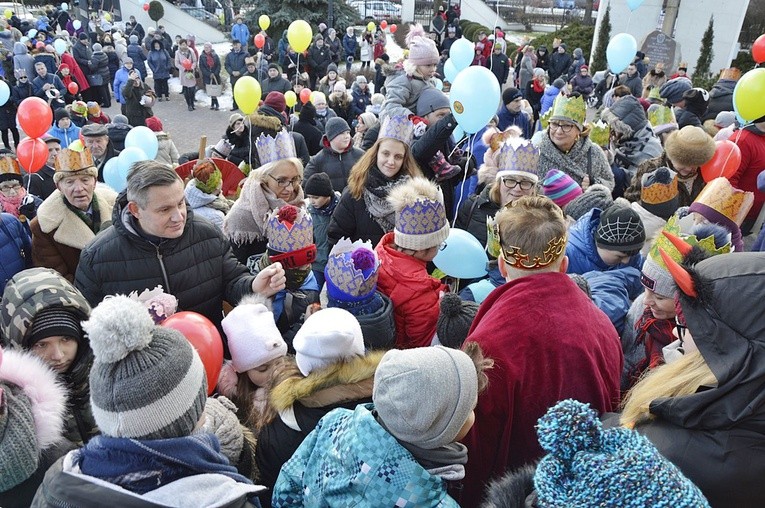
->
[69,100,88,127]
[304,173,339,289]
[47,108,80,148]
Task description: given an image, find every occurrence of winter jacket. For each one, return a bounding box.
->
[454,186,500,248]
[519,54,534,91]
[641,69,667,98]
[33,52,57,75]
[185,180,225,230]
[569,73,593,95]
[702,78,736,122]
[326,35,342,64]
[359,37,372,62]
[380,72,434,121]
[342,33,357,59]
[487,52,510,85]
[260,74,291,96]
[71,40,92,76]
[113,65,131,104]
[581,266,642,336]
[146,43,172,80]
[231,22,250,48]
[0,213,31,293]
[565,208,643,275]
[126,42,147,79]
[30,186,117,282]
[376,232,446,349]
[350,84,372,117]
[12,42,35,81]
[88,49,109,86]
[199,50,221,87]
[122,80,154,127]
[675,107,702,129]
[729,125,765,225]
[540,84,561,115]
[61,52,90,93]
[307,199,334,272]
[292,104,323,156]
[11,80,34,107]
[24,165,56,201]
[224,48,247,79]
[603,95,664,177]
[548,50,572,81]
[155,131,180,166]
[307,43,332,78]
[619,72,643,97]
[497,107,533,139]
[175,48,197,88]
[47,123,81,148]
[107,123,131,151]
[273,404,459,507]
[32,72,66,101]
[277,31,290,67]
[537,131,615,190]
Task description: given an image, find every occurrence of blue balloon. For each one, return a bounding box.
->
[452,124,465,142]
[606,33,637,74]
[117,146,148,179]
[103,157,126,192]
[434,78,443,91]
[0,81,9,107]
[449,38,474,71]
[626,0,644,11]
[53,38,68,55]
[434,228,489,279]
[443,58,458,84]
[124,126,159,160]
[449,66,501,134]
[28,29,37,39]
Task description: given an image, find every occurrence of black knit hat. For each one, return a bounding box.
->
[502,87,522,105]
[304,172,334,197]
[436,293,479,349]
[595,206,646,252]
[28,308,82,346]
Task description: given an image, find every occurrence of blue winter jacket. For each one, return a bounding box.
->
[540,85,562,115]
[496,106,532,139]
[47,123,81,148]
[582,267,642,336]
[566,208,643,275]
[147,44,172,80]
[231,23,250,47]
[0,213,31,293]
[342,33,357,59]
[127,43,148,79]
[113,65,131,104]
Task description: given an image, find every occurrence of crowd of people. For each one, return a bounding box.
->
[1,5,765,508]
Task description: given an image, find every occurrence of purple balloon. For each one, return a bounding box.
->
[757,169,765,193]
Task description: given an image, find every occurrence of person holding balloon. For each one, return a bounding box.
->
[174,38,198,111]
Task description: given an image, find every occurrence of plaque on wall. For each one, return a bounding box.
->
[641,30,679,73]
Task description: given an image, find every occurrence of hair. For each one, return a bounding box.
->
[620,351,717,428]
[251,157,304,186]
[346,138,422,199]
[495,195,567,278]
[234,355,291,428]
[178,38,188,45]
[612,85,632,98]
[127,161,182,208]
[463,342,493,395]
[252,356,303,430]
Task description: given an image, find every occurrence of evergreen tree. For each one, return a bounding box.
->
[591,3,611,72]
[694,16,714,86]
[245,0,359,44]
[148,1,164,26]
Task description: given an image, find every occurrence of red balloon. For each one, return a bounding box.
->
[182,58,192,70]
[254,33,265,49]
[380,20,388,29]
[16,137,48,173]
[162,312,223,396]
[142,2,149,10]
[35,41,45,49]
[299,88,311,104]
[67,81,79,95]
[17,97,53,138]
[390,24,397,33]
[701,140,742,182]
[754,34,765,65]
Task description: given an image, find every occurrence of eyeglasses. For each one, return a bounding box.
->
[18,76,27,80]
[0,182,21,192]
[268,174,302,188]
[501,178,535,190]
[549,122,576,133]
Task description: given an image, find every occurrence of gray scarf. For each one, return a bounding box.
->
[362,167,409,233]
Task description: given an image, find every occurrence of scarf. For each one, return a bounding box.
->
[362,166,408,233]
[633,306,675,372]
[613,124,663,177]
[204,52,214,70]
[76,433,252,495]
[0,186,25,215]
[312,194,338,216]
[532,78,545,93]
[63,194,102,234]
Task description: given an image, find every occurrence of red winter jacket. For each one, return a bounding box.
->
[729,126,765,224]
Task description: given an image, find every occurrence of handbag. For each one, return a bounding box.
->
[206,74,222,97]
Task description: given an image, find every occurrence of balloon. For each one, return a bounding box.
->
[67,81,79,95]
[125,126,159,159]
[626,0,644,11]
[61,2,68,10]
[28,29,37,39]
[103,12,111,21]
[434,78,443,91]
[449,37,473,71]
[284,90,297,108]
[287,20,312,53]
[182,58,192,70]
[299,87,311,104]
[758,169,765,193]
[117,146,149,178]
[17,97,53,138]
[53,38,68,55]
[16,137,48,173]
[700,140,742,182]
[390,24,397,33]
[4,9,11,19]
[254,33,265,49]
[68,139,84,152]
[443,58,458,83]
[102,157,125,191]
[233,76,261,115]
[452,124,465,142]
[433,229,489,278]
[366,21,375,32]
[380,20,388,30]
[733,68,765,122]
[606,33,637,74]
[20,36,28,43]
[35,41,45,49]
[142,3,149,10]
[449,66,501,134]
[259,14,270,31]
[73,20,81,30]
[0,81,9,106]
[162,312,223,396]
[754,34,765,64]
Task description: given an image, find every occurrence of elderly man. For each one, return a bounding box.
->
[32,62,67,110]
[30,148,118,282]
[81,124,118,182]
[24,135,61,200]
[75,161,286,349]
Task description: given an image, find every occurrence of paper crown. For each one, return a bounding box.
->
[379,115,414,145]
[550,94,585,127]
[0,155,21,176]
[587,120,610,147]
[324,238,380,303]
[486,215,501,259]
[689,177,754,227]
[255,130,296,166]
[648,105,676,128]
[54,148,96,173]
[265,205,316,268]
[539,108,553,130]
[495,140,540,181]
[641,167,678,205]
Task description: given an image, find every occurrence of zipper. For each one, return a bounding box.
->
[156,246,171,293]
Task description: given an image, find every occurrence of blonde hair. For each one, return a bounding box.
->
[620,351,717,428]
[251,157,304,183]
[346,138,422,199]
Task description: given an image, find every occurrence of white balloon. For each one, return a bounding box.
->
[0,81,10,107]
[73,20,81,30]
[61,2,68,11]
[53,38,68,55]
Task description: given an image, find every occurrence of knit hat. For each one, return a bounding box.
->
[112,114,129,126]
[406,24,439,66]
[263,91,286,113]
[304,172,334,197]
[355,75,367,85]
[564,184,614,220]
[71,101,88,116]
[54,108,70,123]
[129,34,138,44]
[28,307,82,346]
[416,87,450,117]
[53,148,98,184]
[265,205,317,269]
[78,32,89,40]
[221,294,287,373]
[552,78,566,90]
[534,399,711,507]
[326,62,338,75]
[640,167,679,220]
[502,87,523,105]
[436,293,479,349]
[543,169,583,208]
[86,101,101,116]
[682,87,710,116]
[373,346,478,449]
[228,113,244,129]
[267,62,280,72]
[145,116,163,132]
[495,139,540,183]
[388,177,450,251]
[714,111,736,128]
[83,295,207,440]
[664,126,716,168]
[659,77,692,104]
[292,308,365,376]
[92,43,102,52]
[324,117,350,142]
[595,205,646,252]
[192,158,222,195]
[647,104,678,135]
[332,82,345,94]
[325,238,385,316]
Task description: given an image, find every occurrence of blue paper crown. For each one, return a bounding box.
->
[379,115,414,145]
[255,130,297,166]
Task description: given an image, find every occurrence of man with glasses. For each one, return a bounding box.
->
[497,87,532,138]
[24,135,61,200]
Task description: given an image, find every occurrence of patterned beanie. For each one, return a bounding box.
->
[83,295,207,440]
[564,184,613,220]
[534,399,710,507]
[193,158,223,195]
[595,205,646,252]
[221,294,287,374]
[265,205,317,268]
[436,293,479,349]
[28,307,83,346]
[640,167,679,221]
[388,177,450,251]
[542,169,583,208]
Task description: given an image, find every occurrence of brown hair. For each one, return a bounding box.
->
[250,356,302,430]
[463,342,493,395]
[612,85,632,98]
[346,138,422,199]
[231,355,293,429]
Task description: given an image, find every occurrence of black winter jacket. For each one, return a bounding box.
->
[303,140,364,193]
[327,186,388,248]
[292,110,323,156]
[89,50,110,86]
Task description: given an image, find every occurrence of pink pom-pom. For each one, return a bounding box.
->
[406,23,426,47]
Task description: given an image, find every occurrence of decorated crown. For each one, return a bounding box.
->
[265,205,316,268]
[379,115,414,146]
[0,155,21,176]
[648,105,676,127]
[640,167,678,205]
[255,130,296,166]
[54,148,96,173]
[539,108,553,130]
[486,215,501,259]
[192,159,222,195]
[587,120,611,147]
[325,238,380,303]
[495,139,540,181]
[550,94,585,127]
[689,177,754,227]
[397,198,447,236]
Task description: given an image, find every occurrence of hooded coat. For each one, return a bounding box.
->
[292,103,323,156]
[13,42,36,82]
[0,213,31,293]
[540,84,561,115]
[147,40,172,80]
[602,95,664,177]
[184,180,226,230]
[702,78,736,122]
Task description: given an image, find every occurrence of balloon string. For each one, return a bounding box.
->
[451,131,475,228]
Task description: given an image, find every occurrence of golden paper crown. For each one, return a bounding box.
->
[550,95,585,127]
[379,115,414,145]
[486,215,501,259]
[690,177,754,226]
[648,215,731,270]
[640,167,678,205]
[495,140,540,181]
[54,148,96,173]
[539,108,553,130]
[265,205,314,253]
[325,238,380,302]
[648,105,676,127]
[255,131,297,166]
[587,120,610,147]
[0,155,21,176]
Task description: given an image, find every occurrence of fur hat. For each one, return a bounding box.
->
[664,126,716,168]
[436,293,479,349]
[293,308,365,376]
[406,24,439,66]
[388,177,450,251]
[222,294,287,374]
[596,205,646,252]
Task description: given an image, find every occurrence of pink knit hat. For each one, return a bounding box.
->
[406,24,439,66]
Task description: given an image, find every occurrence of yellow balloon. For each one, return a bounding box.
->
[366,21,375,32]
[103,12,111,22]
[69,139,84,152]
[259,14,270,31]
[733,68,765,122]
[284,90,297,108]
[4,9,12,19]
[233,76,261,115]
[287,20,312,53]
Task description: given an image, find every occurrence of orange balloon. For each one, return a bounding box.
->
[700,140,742,182]
[162,311,223,396]
[299,87,311,104]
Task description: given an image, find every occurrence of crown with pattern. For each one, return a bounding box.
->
[648,105,676,129]
[0,155,20,177]
[587,120,611,147]
[255,130,297,166]
[53,148,96,173]
[324,238,380,303]
[389,177,450,251]
[550,94,586,129]
[486,215,501,259]
[379,115,414,145]
[265,205,316,268]
[495,139,540,182]
[540,108,553,130]
[689,177,754,227]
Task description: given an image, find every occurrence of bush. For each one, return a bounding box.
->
[148,0,164,24]
[731,51,756,73]
[529,22,595,61]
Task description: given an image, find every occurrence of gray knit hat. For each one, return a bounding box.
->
[564,184,613,220]
[436,293,479,349]
[323,117,350,142]
[416,88,450,117]
[373,346,477,449]
[84,295,207,440]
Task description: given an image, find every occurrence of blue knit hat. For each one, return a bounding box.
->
[534,399,711,508]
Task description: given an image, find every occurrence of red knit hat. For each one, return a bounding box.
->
[263,91,286,113]
[145,116,163,132]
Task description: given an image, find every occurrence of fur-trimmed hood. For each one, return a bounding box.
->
[483,465,538,508]
[247,110,283,132]
[35,185,118,249]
